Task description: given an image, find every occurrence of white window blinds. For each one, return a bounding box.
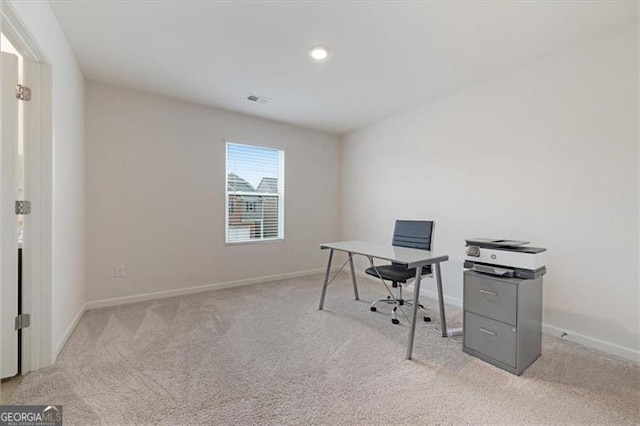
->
[226,142,285,243]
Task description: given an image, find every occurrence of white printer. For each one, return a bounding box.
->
[464,238,546,279]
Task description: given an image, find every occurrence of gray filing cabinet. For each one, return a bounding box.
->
[462,270,542,375]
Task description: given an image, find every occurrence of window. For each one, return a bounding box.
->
[226,142,284,243]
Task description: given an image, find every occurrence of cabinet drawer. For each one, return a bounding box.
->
[464,271,517,325]
[464,312,517,368]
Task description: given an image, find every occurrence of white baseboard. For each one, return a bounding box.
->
[86,267,331,310]
[419,289,463,308]
[542,323,640,362]
[355,271,639,363]
[53,303,86,361]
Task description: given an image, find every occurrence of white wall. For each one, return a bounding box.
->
[9,1,86,359]
[85,82,340,304]
[342,25,639,360]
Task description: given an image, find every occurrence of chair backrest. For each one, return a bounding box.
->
[392,220,434,251]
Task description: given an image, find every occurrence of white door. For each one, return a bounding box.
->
[20,54,46,374]
[2,51,20,378]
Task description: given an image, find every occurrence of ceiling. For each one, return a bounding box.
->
[50,1,637,135]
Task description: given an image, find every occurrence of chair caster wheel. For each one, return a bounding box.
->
[424,316,431,322]
[370,307,377,312]
[391,319,400,325]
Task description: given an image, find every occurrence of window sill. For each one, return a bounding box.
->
[225,238,284,246]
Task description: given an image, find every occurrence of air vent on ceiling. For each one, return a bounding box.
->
[246,93,272,104]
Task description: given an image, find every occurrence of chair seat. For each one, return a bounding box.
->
[365,264,432,283]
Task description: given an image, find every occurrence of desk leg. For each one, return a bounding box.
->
[318,249,334,310]
[348,253,359,301]
[435,262,447,337]
[406,266,423,360]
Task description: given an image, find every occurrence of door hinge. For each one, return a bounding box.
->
[15,84,31,101]
[15,200,31,215]
[15,314,30,330]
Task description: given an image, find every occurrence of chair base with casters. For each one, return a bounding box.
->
[366,264,432,325]
[370,291,431,325]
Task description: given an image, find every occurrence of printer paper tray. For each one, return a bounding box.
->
[471,264,514,278]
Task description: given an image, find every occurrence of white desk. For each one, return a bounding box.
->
[319,240,450,360]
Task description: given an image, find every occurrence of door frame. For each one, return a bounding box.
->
[1,1,54,373]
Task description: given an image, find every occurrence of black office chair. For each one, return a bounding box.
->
[366,220,433,325]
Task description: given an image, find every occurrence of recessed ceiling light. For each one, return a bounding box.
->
[309,46,329,61]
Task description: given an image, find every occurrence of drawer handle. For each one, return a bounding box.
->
[479,289,497,296]
[479,327,497,336]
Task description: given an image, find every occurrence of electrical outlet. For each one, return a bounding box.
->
[114,264,125,278]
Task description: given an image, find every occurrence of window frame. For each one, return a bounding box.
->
[225,141,285,245]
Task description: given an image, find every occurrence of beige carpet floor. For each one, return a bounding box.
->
[9,273,640,425]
